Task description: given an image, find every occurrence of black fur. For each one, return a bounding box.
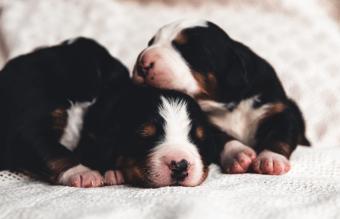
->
[0,37,130,181]
[175,22,310,157]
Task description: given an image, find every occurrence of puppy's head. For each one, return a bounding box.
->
[132,19,248,101]
[94,88,214,187]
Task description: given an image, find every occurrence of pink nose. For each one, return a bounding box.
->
[137,50,158,78]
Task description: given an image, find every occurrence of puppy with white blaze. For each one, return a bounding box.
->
[0,37,215,187]
[133,19,310,175]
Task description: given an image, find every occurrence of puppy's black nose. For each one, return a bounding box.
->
[170,159,189,182]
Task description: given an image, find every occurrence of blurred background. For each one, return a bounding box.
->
[0,0,339,147]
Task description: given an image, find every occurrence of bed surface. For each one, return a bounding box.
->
[1,147,340,219]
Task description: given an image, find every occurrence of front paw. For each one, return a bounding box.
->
[59,164,104,188]
[252,150,291,175]
[104,170,125,185]
[220,140,256,174]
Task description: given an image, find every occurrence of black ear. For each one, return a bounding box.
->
[97,52,131,89]
[217,43,249,101]
[299,135,311,146]
[87,41,131,90]
[66,37,131,89]
[224,48,249,88]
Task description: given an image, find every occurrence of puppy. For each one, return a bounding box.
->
[132,19,310,175]
[0,37,214,187]
[78,86,215,187]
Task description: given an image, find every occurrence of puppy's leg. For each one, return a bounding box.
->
[27,140,104,188]
[6,112,103,187]
[252,100,308,175]
[220,140,256,174]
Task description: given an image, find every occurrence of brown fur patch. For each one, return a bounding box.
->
[141,123,157,137]
[201,165,209,182]
[174,31,188,45]
[51,107,68,133]
[195,126,205,140]
[266,102,286,116]
[47,157,79,182]
[193,71,218,100]
[115,156,146,186]
[273,142,292,158]
[259,102,287,125]
[123,165,145,186]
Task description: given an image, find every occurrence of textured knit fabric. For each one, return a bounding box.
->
[0,146,340,219]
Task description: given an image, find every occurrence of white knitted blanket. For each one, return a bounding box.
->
[0,146,340,219]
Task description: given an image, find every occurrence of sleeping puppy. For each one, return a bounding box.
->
[78,86,215,187]
[132,19,310,175]
[0,37,214,187]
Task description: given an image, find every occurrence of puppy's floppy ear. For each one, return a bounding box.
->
[66,37,131,88]
[83,39,130,88]
[205,22,249,96]
[224,48,249,88]
[96,51,131,89]
[217,43,249,101]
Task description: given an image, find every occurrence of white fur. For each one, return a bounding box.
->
[158,96,192,143]
[220,140,255,162]
[148,96,204,186]
[199,96,272,146]
[60,99,95,151]
[153,19,208,45]
[58,164,91,185]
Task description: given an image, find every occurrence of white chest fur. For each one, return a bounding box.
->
[199,96,272,146]
[60,100,96,151]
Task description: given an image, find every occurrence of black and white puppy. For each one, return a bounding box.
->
[133,19,310,175]
[79,86,215,187]
[0,37,214,187]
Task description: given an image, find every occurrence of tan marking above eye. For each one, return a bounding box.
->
[276,142,291,158]
[270,102,286,114]
[140,123,157,137]
[195,126,205,140]
[264,102,287,118]
[192,71,217,100]
[174,31,188,45]
[51,107,67,131]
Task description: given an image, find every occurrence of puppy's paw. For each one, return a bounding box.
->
[252,150,291,175]
[220,140,256,174]
[59,164,104,188]
[104,170,125,185]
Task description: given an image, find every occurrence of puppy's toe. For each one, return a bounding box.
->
[104,170,125,185]
[221,140,256,174]
[252,150,290,175]
[81,171,103,188]
[69,175,82,187]
[58,165,103,188]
